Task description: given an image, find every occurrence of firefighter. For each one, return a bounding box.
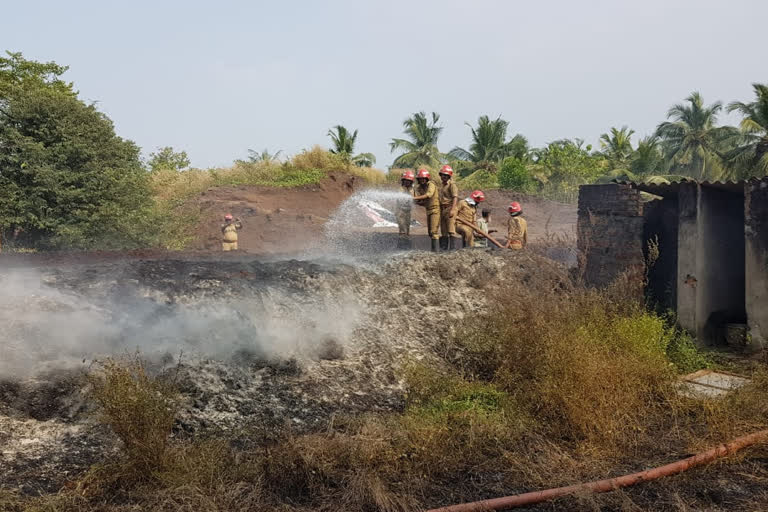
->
[412,168,440,252]
[396,170,416,249]
[455,190,486,248]
[438,165,459,251]
[505,201,528,249]
[221,214,243,251]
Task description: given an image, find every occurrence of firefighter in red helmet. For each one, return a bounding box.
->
[412,168,440,252]
[221,214,243,251]
[438,164,459,250]
[396,170,416,249]
[455,190,486,248]
[505,201,527,249]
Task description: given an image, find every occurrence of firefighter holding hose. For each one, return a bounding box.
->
[221,214,243,251]
[438,165,459,251]
[413,168,440,252]
[454,190,486,248]
[396,170,416,249]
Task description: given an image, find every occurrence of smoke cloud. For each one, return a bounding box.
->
[0,268,362,379]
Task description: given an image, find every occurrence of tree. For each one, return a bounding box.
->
[725,83,768,177]
[599,126,635,170]
[246,148,283,163]
[449,116,507,166]
[630,136,666,176]
[0,52,152,249]
[655,92,736,181]
[498,157,535,192]
[389,111,443,169]
[148,146,190,171]
[530,139,604,187]
[328,125,376,168]
[449,116,529,171]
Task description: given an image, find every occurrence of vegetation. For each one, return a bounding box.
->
[448,115,528,171]
[389,111,444,169]
[0,52,156,250]
[8,272,768,511]
[327,124,376,167]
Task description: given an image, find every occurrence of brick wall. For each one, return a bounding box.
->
[577,184,645,286]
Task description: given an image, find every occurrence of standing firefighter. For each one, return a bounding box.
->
[438,165,459,251]
[221,214,243,251]
[412,168,440,252]
[396,170,416,249]
[505,202,527,250]
[455,190,486,248]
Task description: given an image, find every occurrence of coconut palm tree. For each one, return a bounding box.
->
[655,92,736,181]
[328,125,376,167]
[725,83,768,177]
[389,111,443,168]
[599,126,635,170]
[247,149,283,163]
[448,116,530,171]
[630,136,667,177]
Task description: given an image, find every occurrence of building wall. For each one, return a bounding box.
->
[578,184,645,286]
[676,183,699,334]
[746,179,768,350]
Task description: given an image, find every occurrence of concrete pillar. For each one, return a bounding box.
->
[676,183,698,334]
[745,179,768,351]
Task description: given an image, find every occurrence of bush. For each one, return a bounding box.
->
[457,169,499,190]
[498,157,535,192]
[87,356,179,476]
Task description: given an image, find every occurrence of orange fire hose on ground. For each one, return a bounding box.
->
[454,218,506,249]
[426,429,768,512]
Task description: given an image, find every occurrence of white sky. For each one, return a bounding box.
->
[4,0,766,168]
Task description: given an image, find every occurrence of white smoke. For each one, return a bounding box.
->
[0,268,361,379]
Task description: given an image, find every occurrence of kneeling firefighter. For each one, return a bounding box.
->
[396,170,416,249]
[412,168,440,252]
[455,190,486,248]
[505,201,527,249]
[438,165,458,251]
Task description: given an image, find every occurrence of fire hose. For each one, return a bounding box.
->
[454,218,506,249]
[426,429,768,512]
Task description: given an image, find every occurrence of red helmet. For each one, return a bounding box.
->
[439,165,454,177]
[224,214,234,220]
[416,168,430,180]
[508,202,522,213]
[401,170,415,182]
[470,190,486,202]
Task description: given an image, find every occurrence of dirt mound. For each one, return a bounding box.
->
[192,172,358,253]
[0,250,569,492]
[188,175,576,254]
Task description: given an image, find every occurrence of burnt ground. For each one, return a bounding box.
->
[1,250,554,496]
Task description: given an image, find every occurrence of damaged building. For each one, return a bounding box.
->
[577,178,768,352]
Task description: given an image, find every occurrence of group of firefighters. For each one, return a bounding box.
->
[396,165,527,252]
[219,164,528,252]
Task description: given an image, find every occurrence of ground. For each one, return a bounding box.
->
[1,177,766,511]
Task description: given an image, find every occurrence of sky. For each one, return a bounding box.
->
[4,0,767,169]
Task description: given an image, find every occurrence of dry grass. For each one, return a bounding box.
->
[8,279,768,511]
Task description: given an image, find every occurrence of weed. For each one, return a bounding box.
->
[86,355,179,477]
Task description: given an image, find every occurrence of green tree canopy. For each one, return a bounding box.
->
[148,146,190,171]
[599,126,635,170]
[448,116,530,172]
[328,125,376,167]
[389,111,443,169]
[725,83,768,177]
[656,92,737,181]
[0,52,152,249]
